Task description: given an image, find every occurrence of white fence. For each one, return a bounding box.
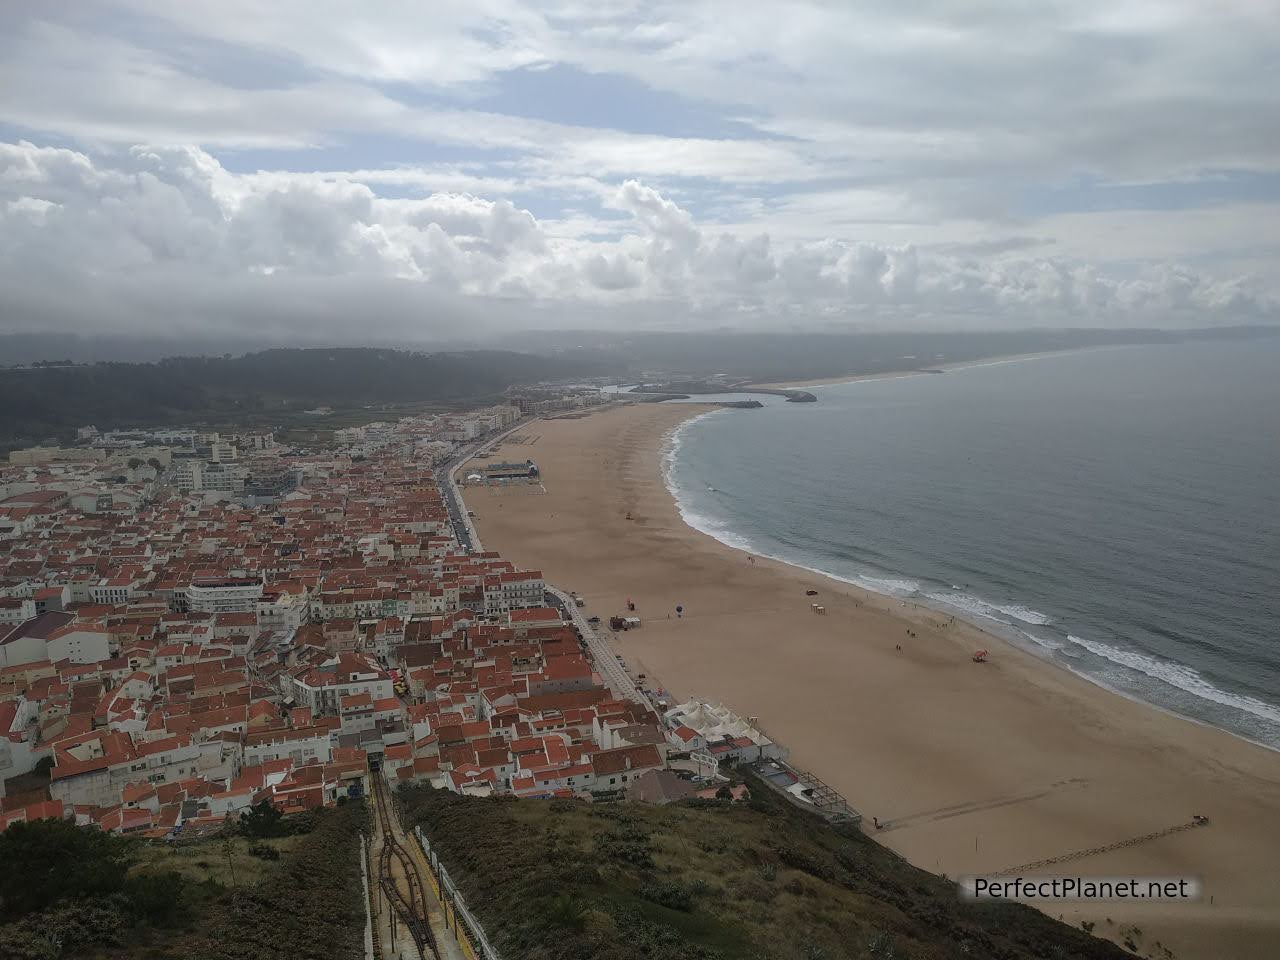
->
[359,834,375,960]
[414,826,503,960]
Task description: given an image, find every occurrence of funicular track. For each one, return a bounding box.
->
[372,775,440,960]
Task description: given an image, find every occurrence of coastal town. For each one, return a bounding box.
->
[4,382,1272,960]
[0,396,817,845]
[7,2,1280,954]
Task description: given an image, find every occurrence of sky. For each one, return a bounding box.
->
[1,1,1278,344]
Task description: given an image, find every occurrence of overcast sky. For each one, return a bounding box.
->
[2,1,1278,343]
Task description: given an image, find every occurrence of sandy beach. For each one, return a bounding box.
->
[752,348,1107,388]
[462,402,1280,959]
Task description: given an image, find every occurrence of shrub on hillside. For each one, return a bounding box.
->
[0,819,131,919]
[248,842,281,861]
[639,880,694,912]
[0,899,129,959]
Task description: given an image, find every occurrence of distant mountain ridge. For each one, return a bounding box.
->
[0,347,623,450]
[3,326,1276,451]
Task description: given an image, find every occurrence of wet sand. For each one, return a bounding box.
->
[463,402,1280,959]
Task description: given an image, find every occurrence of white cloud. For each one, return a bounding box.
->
[13,3,1278,189]
[0,2,1277,339]
[112,0,553,89]
[0,141,1273,342]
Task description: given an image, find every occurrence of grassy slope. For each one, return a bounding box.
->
[128,833,309,890]
[400,776,1131,960]
[0,804,370,960]
[148,803,369,960]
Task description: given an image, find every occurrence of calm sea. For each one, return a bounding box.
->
[664,340,1280,748]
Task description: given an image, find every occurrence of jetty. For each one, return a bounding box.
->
[626,380,817,403]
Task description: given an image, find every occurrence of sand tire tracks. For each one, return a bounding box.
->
[878,778,1088,832]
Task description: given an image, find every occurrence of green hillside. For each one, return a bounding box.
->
[0,803,368,960]
[399,775,1132,960]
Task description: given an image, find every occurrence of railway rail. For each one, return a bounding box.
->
[372,775,440,960]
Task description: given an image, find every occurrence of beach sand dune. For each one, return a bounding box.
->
[463,402,1280,959]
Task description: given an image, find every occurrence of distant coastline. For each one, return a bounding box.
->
[752,347,1105,389]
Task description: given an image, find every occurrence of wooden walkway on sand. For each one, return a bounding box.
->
[991,818,1210,877]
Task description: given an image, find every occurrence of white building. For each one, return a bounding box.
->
[186,576,264,616]
[89,577,139,606]
[0,613,109,668]
[46,625,111,664]
[0,697,42,781]
[49,734,231,808]
[287,654,392,716]
[483,570,546,615]
[242,727,332,767]
[662,699,788,763]
[172,459,248,496]
[258,587,310,634]
[0,598,34,626]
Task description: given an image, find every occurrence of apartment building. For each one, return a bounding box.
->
[185,576,264,616]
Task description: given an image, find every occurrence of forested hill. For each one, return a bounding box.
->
[0,347,623,448]
[7,326,1277,450]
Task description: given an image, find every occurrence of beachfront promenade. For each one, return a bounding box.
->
[545,585,655,710]
[440,419,530,550]
[442,422,654,711]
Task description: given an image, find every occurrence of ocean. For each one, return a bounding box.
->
[663,339,1280,749]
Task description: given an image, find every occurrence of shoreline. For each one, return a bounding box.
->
[753,346,1128,389]
[463,402,1280,959]
[659,408,1280,758]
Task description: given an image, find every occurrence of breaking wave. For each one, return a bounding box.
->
[924,591,1053,625]
[1067,634,1280,727]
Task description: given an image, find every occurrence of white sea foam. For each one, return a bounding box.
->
[924,591,1052,625]
[1067,634,1280,726]
[748,557,922,598]
[1024,633,1067,652]
[997,603,1053,625]
[854,575,923,595]
[662,411,754,551]
[663,423,924,594]
[679,508,758,553]
[786,564,922,596]
[660,410,721,484]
